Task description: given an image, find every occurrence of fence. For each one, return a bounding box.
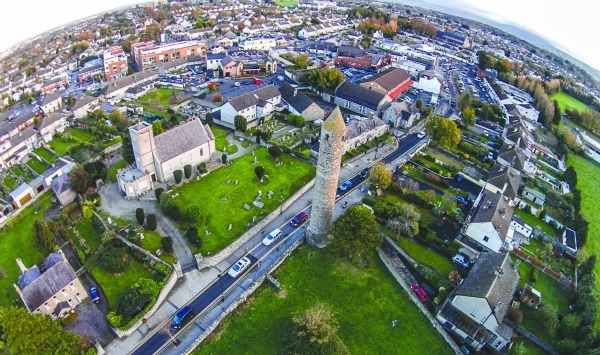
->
[511,249,573,287]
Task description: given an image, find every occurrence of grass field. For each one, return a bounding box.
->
[212,126,229,151]
[75,219,104,251]
[33,147,59,164]
[0,192,51,308]
[567,154,600,327]
[140,230,176,264]
[48,138,78,155]
[108,159,126,183]
[551,92,590,113]
[26,158,49,175]
[11,165,35,182]
[195,246,450,354]
[67,128,97,142]
[138,88,184,109]
[394,236,455,277]
[273,0,298,6]
[171,147,315,254]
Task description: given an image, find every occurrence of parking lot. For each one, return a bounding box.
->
[204,66,289,101]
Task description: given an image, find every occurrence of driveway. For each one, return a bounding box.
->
[65,300,116,347]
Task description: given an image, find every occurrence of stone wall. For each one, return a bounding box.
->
[196,178,315,270]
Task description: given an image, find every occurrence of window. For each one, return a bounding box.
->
[44,303,50,310]
[53,296,58,303]
[200,148,203,156]
[483,236,489,242]
[62,289,68,296]
[470,309,478,317]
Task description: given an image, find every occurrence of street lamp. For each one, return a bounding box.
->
[279,188,284,215]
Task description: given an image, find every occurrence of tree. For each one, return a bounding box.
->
[173,170,183,184]
[234,115,247,132]
[83,160,107,184]
[562,166,577,188]
[386,202,421,237]
[121,132,135,164]
[146,214,157,231]
[477,51,493,70]
[331,205,381,263]
[461,107,476,127]
[0,306,82,355]
[32,220,56,254]
[294,53,309,69]
[559,313,581,339]
[182,204,201,223]
[161,237,174,254]
[221,153,228,164]
[268,145,282,160]
[116,287,150,322]
[184,164,192,179]
[425,116,461,149]
[204,111,213,125]
[152,120,164,136]
[98,246,127,274]
[538,304,559,336]
[369,162,392,190]
[185,227,202,247]
[69,166,89,194]
[136,208,145,225]
[415,98,423,110]
[155,187,164,201]
[553,100,562,125]
[212,93,222,103]
[457,92,471,110]
[255,166,265,182]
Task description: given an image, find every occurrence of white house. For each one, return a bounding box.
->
[464,192,515,252]
[36,113,68,143]
[218,85,281,127]
[40,92,62,115]
[412,70,443,95]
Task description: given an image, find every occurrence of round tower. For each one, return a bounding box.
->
[306,106,346,248]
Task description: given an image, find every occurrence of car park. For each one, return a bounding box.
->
[340,180,352,191]
[228,257,251,278]
[290,211,309,227]
[170,306,193,329]
[262,228,283,246]
[90,287,100,303]
[452,254,472,268]
[410,283,429,302]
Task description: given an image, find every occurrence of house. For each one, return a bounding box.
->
[278,83,324,122]
[219,56,244,77]
[51,174,77,207]
[101,70,159,100]
[519,283,542,309]
[69,95,100,118]
[342,116,388,154]
[40,77,68,94]
[484,164,521,204]
[358,67,412,100]
[14,250,87,318]
[77,63,103,83]
[36,113,68,143]
[436,252,519,353]
[521,186,545,207]
[40,92,62,115]
[412,70,443,95]
[503,120,531,151]
[10,183,35,209]
[334,81,390,117]
[561,228,578,257]
[497,144,529,175]
[218,85,282,127]
[27,157,75,197]
[464,193,515,252]
[435,28,472,49]
[206,53,227,71]
[382,101,420,129]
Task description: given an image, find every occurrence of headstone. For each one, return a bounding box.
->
[252,151,255,156]
[253,200,264,208]
[138,233,145,240]
[244,204,251,210]
[227,224,232,231]
[235,180,238,185]
[258,190,262,196]
[253,156,257,164]
[221,196,227,200]
[156,249,162,256]
[252,216,257,223]
[226,179,231,184]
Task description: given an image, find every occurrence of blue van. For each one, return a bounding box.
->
[171,306,193,329]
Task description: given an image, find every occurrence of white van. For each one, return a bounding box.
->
[262,228,283,246]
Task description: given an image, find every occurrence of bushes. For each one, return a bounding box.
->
[155,187,164,202]
[173,170,183,184]
[154,263,171,276]
[425,172,440,184]
[184,164,192,179]
[146,214,157,231]
[185,227,202,247]
[161,237,173,254]
[197,162,207,174]
[136,208,144,225]
[98,246,128,274]
[116,288,150,323]
[182,204,201,223]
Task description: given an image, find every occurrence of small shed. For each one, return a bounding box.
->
[519,283,542,309]
[10,183,34,209]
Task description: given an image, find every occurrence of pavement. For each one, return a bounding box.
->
[103,133,423,355]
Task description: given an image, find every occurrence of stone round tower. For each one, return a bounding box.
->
[306,106,346,248]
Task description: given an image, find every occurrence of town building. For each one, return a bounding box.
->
[217,85,282,128]
[40,92,62,115]
[131,40,207,70]
[77,63,103,83]
[464,193,515,253]
[382,101,420,129]
[334,81,390,117]
[342,116,388,153]
[103,46,128,82]
[484,164,521,205]
[278,83,324,122]
[51,174,77,207]
[358,67,413,100]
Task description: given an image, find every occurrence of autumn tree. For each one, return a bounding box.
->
[331,205,381,263]
[301,68,345,91]
[387,202,421,237]
[369,162,392,190]
[424,24,437,37]
[425,116,461,149]
[461,107,476,127]
[294,53,309,69]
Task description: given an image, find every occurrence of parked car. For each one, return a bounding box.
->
[452,253,472,268]
[234,82,240,87]
[262,228,283,246]
[290,211,308,227]
[170,306,193,329]
[90,287,100,303]
[410,283,429,302]
[456,196,469,206]
[228,256,251,278]
[455,173,464,182]
[417,131,427,139]
[340,180,352,191]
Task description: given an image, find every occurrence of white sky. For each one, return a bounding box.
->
[0,0,597,71]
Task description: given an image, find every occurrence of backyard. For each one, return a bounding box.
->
[48,137,78,155]
[140,230,176,265]
[75,219,104,251]
[513,208,556,237]
[0,192,51,308]
[48,127,100,156]
[3,174,18,190]
[33,147,59,164]
[171,147,316,254]
[26,158,49,175]
[11,164,35,182]
[195,246,451,354]
[274,1,298,6]
[392,235,455,277]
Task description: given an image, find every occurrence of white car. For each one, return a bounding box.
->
[417,131,427,139]
[228,257,251,278]
[262,228,282,246]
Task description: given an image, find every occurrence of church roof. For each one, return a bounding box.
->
[154,119,214,162]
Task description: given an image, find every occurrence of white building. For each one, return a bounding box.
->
[217,85,281,127]
[464,192,515,252]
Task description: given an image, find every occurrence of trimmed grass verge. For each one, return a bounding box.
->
[108,159,126,183]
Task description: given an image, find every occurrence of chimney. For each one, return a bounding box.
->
[294,88,297,97]
[16,258,27,273]
[494,302,504,314]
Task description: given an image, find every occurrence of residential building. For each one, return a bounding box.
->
[103,46,128,82]
[358,67,413,100]
[101,70,158,100]
[217,85,282,127]
[14,251,87,318]
[10,183,35,208]
[464,193,515,252]
[40,92,62,115]
[412,70,443,95]
[131,40,207,70]
[519,284,542,309]
[521,186,545,207]
[497,144,534,175]
[278,83,324,122]
[40,77,68,94]
[561,228,578,257]
[77,63,103,83]
[334,81,390,117]
[36,112,68,143]
[484,164,521,204]
[436,253,519,353]
[382,101,420,129]
[239,38,276,51]
[219,56,244,77]
[188,27,213,39]
[206,53,227,71]
[69,95,100,118]
[342,116,388,154]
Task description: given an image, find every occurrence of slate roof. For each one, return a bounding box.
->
[78,63,103,75]
[279,83,317,113]
[498,144,526,171]
[37,112,65,131]
[335,81,386,111]
[360,67,411,91]
[41,92,62,106]
[471,193,514,240]
[337,45,366,58]
[154,118,214,163]
[69,95,98,111]
[102,70,158,96]
[43,251,65,271]
[52,301,71,317]
[18,266,41,288]
[207,53,226,61]
[457,252,519,321]
[486,164,521,200]
[564,228,577,250]
[227,85,281,112]
[221,56,235,67]
[345,117,386,140]
[51,174,73,195]
[438,300,491,343]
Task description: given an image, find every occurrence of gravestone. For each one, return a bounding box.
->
[252,216,257,223]
[156,249,163,256]
[221,196,228,201]
[253,200,264,208]
[227,224,232,231]
[235,180,238,185]
[244,204,251,210]
[226,179,231,184]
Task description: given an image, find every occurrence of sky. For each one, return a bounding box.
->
[0,0,597,71]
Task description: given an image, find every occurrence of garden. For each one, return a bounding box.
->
[10,164,35,182]
[33,147,59,164]
[108,158,126,183]
[169,147,315,254]
[2,174,18,190]
[195,246,451,354]
[26,158,50,175]
[138,88,185,109]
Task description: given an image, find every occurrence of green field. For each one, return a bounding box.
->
[567,154,600,326]
[108,159,127,183]
[0,193,51,308]
[171,147,315,254]
[67,128,97,142]
[394,236,455,277]
[33,147,59,164]
[48,138,78,155]
[140,230,175,264]
[212,126,229,151]
[195,247,450,354]
[138,88,184,109]
[26,158,49,175]
[551,92,590,113]
[274,0,298,6]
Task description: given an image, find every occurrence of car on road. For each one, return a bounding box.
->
[417,131,427,139]
[90,287,100,303]
[234,82,240,87]
[452,253,472,268]
[340,180,352,191]
[359,167,371,178]
[228,257,251,278]
[410,283,429,302]
[456,196,469,206]
[455,173,464,182]
[262,228,283,246]
[171,306,193,329]
[290,211,308,227]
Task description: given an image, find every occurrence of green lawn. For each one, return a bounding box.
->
[26,158,49,175]
[75,219,104,251]
[513,208,556,237]
[567,154,600,327]
[138,88,184,109]
[551,92,590,113]
[48,138,78,155]
[225,144,238,154]
[274,0,298,6]
[212,126,229,151]
[108,159,126,183]
[376,194,437,225]
[0,193,51,308]
[3,175,18,190]
[140,230,175,264]
[393,236,455,277]
[171,147,315,254]
[10,165,35,182]
[509,338,547,355]
[33,147,59,164]
[90,256,162,311]
[67,128,97,142]
[195,247,450,354]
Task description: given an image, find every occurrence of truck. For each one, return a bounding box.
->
[253,77,262,85]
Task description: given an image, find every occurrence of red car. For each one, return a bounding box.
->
[410,283,428,302]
